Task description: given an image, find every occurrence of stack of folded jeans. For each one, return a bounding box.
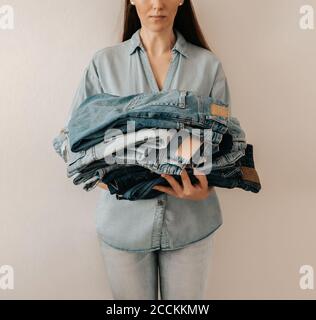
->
[52,89,261,200]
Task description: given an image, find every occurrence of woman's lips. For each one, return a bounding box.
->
[150,16,166,19]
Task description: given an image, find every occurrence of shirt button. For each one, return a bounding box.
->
[157,199,164,206]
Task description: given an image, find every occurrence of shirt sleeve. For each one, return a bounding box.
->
[52,54,104,159]
[64,54,104,128]
[210,61,232,116]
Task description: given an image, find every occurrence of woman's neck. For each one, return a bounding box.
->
[139,27,176,56]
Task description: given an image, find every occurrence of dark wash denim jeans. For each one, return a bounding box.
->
[67,89,230,152]
[101,144,261,200]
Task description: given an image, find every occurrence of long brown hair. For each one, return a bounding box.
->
[122,0,213,52]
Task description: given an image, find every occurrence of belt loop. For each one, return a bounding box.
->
[178,90,187,108]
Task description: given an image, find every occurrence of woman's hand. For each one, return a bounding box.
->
[97,182,109,190]
[152,168,214,201]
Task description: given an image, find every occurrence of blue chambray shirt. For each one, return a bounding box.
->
[65,27,232,253]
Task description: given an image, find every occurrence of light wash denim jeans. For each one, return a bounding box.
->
[104,127,214,175]
[67,128,178,177]
[54,124,218,178]
[55,122,222,176]
[97,232,214,300]
[68,89,229,152]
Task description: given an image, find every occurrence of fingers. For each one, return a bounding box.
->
[160,173,183,194]
[153,168,209,198]
[152,185,176,197]
[97,182,108,190]
[180,168,193,192]
[193,168,208,189]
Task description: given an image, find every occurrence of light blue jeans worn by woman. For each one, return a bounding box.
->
[97,233,214,300]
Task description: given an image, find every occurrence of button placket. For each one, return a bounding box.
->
[151,199,166,248]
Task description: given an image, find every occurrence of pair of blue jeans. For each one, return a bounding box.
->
[97,231,214,299]
[65,126,218,177]
[103,116,247,176]
[101,144,261,201]
[67,89,230,152]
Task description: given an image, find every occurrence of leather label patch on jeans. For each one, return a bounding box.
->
[210,103,229,118]
[240,166,260,184]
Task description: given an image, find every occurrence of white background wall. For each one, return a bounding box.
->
[1,0,316,299]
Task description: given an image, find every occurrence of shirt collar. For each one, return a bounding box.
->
[128,28,189,58]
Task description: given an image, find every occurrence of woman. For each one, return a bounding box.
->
[67,0,231,299]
